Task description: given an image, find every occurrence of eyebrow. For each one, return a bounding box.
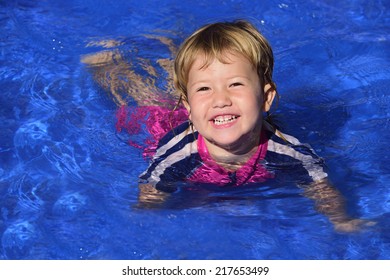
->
[188,75,252,87]
[188,79,210,88]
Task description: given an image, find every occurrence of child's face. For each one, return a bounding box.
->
[184,52,275,156]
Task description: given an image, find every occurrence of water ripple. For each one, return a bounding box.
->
[29,75,59,113]
[52,192,89,218]
[14,120,49,161]
[42,143,83,180]
[1,220,38,259]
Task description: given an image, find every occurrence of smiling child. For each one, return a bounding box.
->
[136,20,375,232]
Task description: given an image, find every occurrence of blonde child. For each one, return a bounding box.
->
[134,20,376,232]
[141,20,328,187]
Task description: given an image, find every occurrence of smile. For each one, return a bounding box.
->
[212,115,239,125]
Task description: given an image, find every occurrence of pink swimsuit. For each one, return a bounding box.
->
[189,132,273,185]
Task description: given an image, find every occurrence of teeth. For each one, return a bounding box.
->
[213,115,237,125]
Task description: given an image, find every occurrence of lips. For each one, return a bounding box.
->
[211,114,239,126]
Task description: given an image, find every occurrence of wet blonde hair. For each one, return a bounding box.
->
[173,20,276,103]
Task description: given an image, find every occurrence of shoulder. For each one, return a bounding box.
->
[154,121,198,158]
[140,121,201,186]
[263,121,328,182]
[263,121,319,158]
[157,121,194,149]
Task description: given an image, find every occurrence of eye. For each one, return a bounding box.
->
[230,82,243,87]
[197,86,210,92]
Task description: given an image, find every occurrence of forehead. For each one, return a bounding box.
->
[189,51,253,72]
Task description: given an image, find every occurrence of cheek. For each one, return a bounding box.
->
[186,99,199,122]
[246,102,264,124]
[245,94,263,113]
[187,97,205,116]
[183,100,191,115]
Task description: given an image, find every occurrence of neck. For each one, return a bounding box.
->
[204,133,260,171]
[212,148,259,171]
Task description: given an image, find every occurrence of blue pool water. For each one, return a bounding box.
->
[1,0,390,259]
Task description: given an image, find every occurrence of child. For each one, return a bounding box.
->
[136,20,373,232]
[141,20,326,187]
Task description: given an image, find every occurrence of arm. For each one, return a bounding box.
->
[136,183,172,209]
[303,178,375,232]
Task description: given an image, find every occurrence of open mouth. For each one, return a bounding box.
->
[212,115,239,125]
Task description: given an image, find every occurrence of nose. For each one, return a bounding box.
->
[212,88,232,108]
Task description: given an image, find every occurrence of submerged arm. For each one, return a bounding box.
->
[136,183,172,209]
[303,178,374,232]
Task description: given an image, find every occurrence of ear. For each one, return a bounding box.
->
[182,99,192,121]
[262,83,276,112]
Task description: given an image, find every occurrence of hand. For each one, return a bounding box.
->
[333,218,376,233]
